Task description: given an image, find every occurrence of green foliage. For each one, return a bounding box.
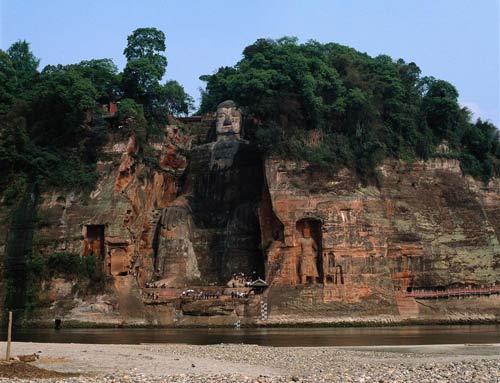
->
[46,252,103,281]
[116,98,160,167]
[47,252,83,275]
[0,29,194,313]
[117,97,145,120]
[24,252,106,297]
[7,40,40,89]
[1,28,194,200]
[72,59,119,101]
[117,98,148,143]
[0,43,116,195]
[28,253,48,279]
[123,57,164,104]
[161,80,195,116]
[120,28,194,134]
[0,50,17,114]
[124,27,167,63]
[141,143,160,169]
[123,28,167,106]
[40,151,99,190]
[1,174,27,206]
[200,37,499,181]
[29,65,98,147]
[459,119,500,181]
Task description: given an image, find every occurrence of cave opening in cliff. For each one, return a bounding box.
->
[85,224,105,258]
[296,218,323,283]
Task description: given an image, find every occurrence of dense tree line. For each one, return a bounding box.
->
[199,37,499,182]
[0,28,194,201]
[1,33,498,204]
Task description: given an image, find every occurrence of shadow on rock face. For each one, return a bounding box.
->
[152,101,265,286]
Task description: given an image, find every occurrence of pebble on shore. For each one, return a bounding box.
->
[0,342,498,383]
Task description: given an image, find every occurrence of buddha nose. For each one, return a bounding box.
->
[223,116,232,125]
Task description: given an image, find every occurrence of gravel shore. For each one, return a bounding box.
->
[1,342,499,382]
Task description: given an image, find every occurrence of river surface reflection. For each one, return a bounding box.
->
[2,325,499,347]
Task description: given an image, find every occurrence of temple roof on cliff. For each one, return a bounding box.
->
[250,278,268,287]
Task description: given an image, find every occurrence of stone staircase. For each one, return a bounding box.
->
[395,292,419,318]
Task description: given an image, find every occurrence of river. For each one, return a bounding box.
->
[2,325,499,346]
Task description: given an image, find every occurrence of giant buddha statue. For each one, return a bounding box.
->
[215,100,242,141]
[210,100,246,170]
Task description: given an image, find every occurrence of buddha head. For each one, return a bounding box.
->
[302,225,311,239]
[215,100,241,140]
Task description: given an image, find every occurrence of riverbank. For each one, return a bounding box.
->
[21,314,500,329]
[4,325,500,347]
[1,342,499,382]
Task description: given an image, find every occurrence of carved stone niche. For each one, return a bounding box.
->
[109,248,129,276]
[83,224,105,258]
[322,251,344,285]
[295,218,323,284]
[154,199,200,286]
[105,237,130,277]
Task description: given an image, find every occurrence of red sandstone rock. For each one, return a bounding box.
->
[5,114,498,325]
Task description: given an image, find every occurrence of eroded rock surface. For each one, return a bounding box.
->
[262,157,500,319]
[1,102,499,326]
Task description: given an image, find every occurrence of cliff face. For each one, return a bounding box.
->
[1,117,499,326]
[5,127,188,324]
[154,139,264,287]
[262,157,500,320]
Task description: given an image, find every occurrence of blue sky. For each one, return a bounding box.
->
[1,0,498,125]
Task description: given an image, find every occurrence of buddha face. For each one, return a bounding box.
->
[216,100,241,140]
[302,226,311,238]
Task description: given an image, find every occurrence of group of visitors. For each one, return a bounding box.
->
[145,292,160,300]
[231,291,250,298]
[180,289,221,300]
[197,291,221,300]
[144,281,167,288]
[227,271,259,288]
[181,289,195,296]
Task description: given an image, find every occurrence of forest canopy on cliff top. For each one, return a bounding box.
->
[0,32,499,202]
[0,28,194,199]
[200,37,499,182]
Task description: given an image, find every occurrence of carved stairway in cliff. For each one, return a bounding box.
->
[395,293,419,318]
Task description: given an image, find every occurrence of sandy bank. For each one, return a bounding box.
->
[0,342,499,382]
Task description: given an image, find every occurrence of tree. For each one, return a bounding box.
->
[124,28,167,62]
[161,80,194,116]
[122,28,167,106]
[421,77,463,145]
[29,64,98,147]
[199,37,499,181]
[7,40,39,88]
[0,50,17,114]
[123,57,163,103]
[0,110,29,192]
[73,59,119,101]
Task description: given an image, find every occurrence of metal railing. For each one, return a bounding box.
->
[406,285,500,299]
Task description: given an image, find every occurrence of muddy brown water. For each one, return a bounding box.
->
[1,325,499,347]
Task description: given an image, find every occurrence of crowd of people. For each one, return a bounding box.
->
[144,281,167,288]
[197,291,221,300]
[142,272,265,302]
[231,291,250,298]
[180,289,221,300]
[227,271,260,288]
[145,291,160,300]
